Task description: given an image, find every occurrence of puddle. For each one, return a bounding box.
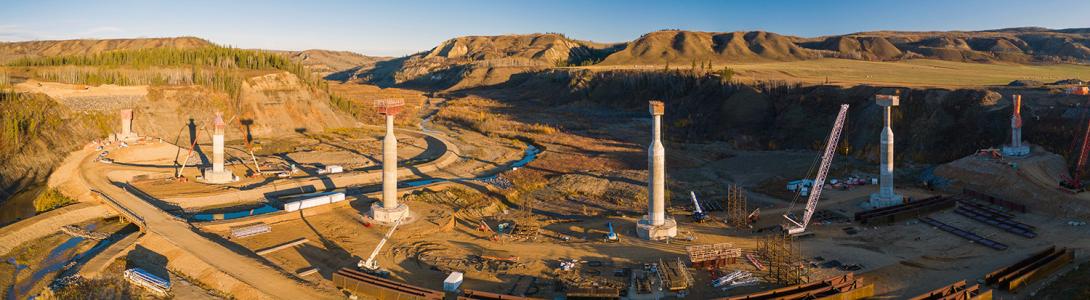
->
[13,236,83,298]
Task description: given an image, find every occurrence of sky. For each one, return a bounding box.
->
[2,0,1089,57]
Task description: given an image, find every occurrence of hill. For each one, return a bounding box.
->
[0,37,211,64]
[342,28,1090,89]
[273,49,389,76]
[600,30,824,64]
[344,33,622,89]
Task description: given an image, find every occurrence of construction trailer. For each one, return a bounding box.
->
[908,280,992,300]
[984,246,1074,291]
[229,222,271,238]
[123,268,171,296]
[333,268,445,300]
[854,196,956,225]
[282,192,347,212]
[714,273,873,300]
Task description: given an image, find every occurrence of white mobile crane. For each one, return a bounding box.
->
[358,216,404,277]
[783,104,849,235]
[690,191,707,222]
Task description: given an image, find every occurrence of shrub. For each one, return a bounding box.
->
[33,188,77,212]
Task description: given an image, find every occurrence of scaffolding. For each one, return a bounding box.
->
[758,234,808,285]
[686,243,742,268]
[726,184,748,228]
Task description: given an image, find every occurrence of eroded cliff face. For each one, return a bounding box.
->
[489,70,1084,165]
[123,71,356,141]
[1,71,355,218]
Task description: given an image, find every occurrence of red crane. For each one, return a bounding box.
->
[1062,87,1090,192]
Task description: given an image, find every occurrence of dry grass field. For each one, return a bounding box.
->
[578,58,1090,88]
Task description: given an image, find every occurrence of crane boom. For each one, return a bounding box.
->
[1062,91,1090,191]
[359,217,403,270]
[784,104,849,235]
[690,191,703,214]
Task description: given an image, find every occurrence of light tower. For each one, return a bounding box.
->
[636,100,677,240]
[203,112,238,184]
[1002,94,1030,156]
[868,94,903,208]
[370,98,411,224]
[117,108,136,140]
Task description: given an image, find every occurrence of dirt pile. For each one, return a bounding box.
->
[0,37,210,64]
[934,148,1089,217]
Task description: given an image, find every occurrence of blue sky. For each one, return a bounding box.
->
[2,0,1088,56]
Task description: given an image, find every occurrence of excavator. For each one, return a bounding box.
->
[783,104,848,235]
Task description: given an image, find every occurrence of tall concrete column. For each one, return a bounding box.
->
[1003,94,1030,156]
[869,94,903,207]
[120,109,133,138]
[636,100,677,240]
[204,112,237,184]
[370,99,411,224]
[648,103,666,226]
[382,114,398,209]
[212,113,226,173]
[879,104,894,198]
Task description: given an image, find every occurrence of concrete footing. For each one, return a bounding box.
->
[203,168,238,184]
[635,216,677,240]
[865,193,904,209]
[1002,145,1030,157]
[369,202,414,225]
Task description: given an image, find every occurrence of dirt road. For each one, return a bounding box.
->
[80,150,341,299]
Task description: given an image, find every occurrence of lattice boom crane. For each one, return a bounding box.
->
[784,104,849,235]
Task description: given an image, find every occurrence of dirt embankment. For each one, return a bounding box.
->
[1,71,356,222]
[478,69,1087,167]
[0,92,107,219]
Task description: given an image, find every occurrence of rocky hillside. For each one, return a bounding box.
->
[601,27,1090,64]
[600,30,823,64]
[346,28,1090,90]
[344,33,621,89]
[274,49,388,77]
[0,37,211,64]
[487,69,1086,166]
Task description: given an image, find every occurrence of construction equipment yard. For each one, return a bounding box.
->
[4,79,1086,300]
[4,14,1090,300]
